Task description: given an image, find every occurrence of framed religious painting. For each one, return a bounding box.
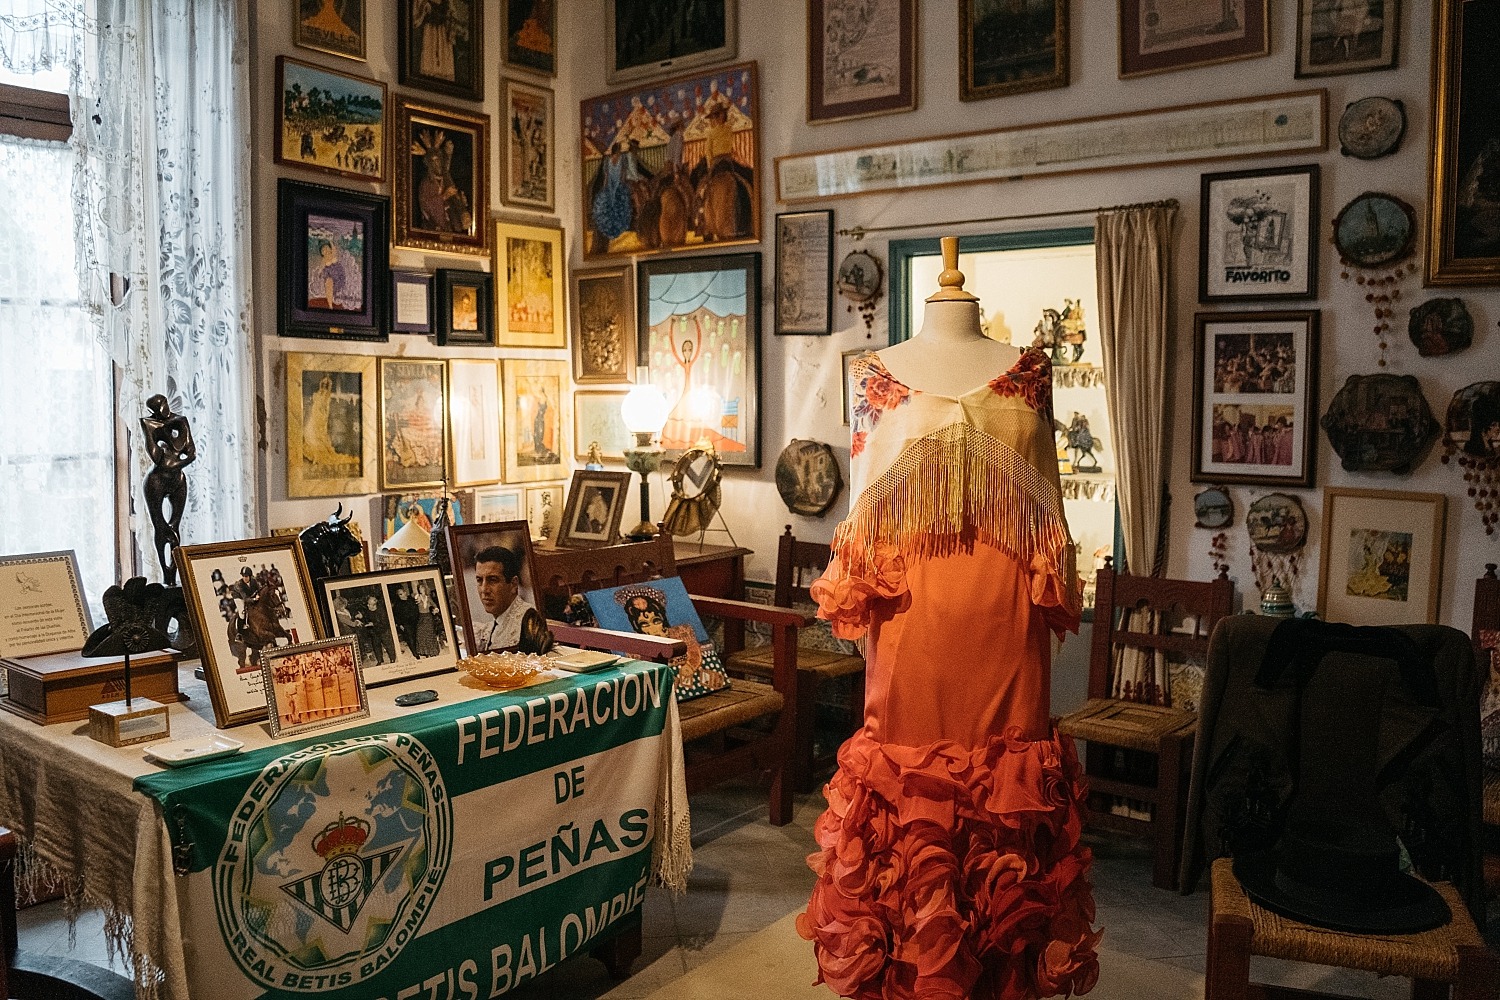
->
[808,0,916,123]
[391,270,433,334]
[1191,311,1319,488]
[556,470,633,549]
[393,96,489,257]
[1296,0,1399,78]
[960,0,1067,100]
[501,359,570,483]
[433,268,492,346]
[572,265,636,384]
[444,520,540,655]
[607,0,737,85]
[504,0,556,75]
[396,0,482,101]
[446,358,502,487]
[501,79,555,210]
[316,566,458,686]
[580,61,759,257]
[574,389,633,462]
[276,179,389,341]
[261,637,370,738]
[275,56,386,183]
[1119,0,1269,78]
[1318,488,1446,626]
[637,252,761,468]
[284,351,378,498]
[774,209,833,335]
[1199,165,1320,302]
[1428,0,1500,285]
[379,357,448,490]
[493,220,565,348]
[294,0,365,61]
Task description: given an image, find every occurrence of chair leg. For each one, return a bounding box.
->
[1153,733,1190,891]
[793,674,818,794]
[1205,895,1253,1000]
[769,761,792,827]
[1451,943,1500,1000]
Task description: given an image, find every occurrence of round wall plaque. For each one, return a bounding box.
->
[1246,492,1308,553]
[1407,297,1473,356]
[1320,373,1439,474]
[774,439,844,517]
[1338,97,1406,160]
[1194,487,1234,529]
[1333,192,1416,268]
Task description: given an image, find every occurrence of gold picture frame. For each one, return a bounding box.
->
[261,636,370,737]
[501,79,555,211]
[294,0,366,62]
[393,96,490,257]
[285,352,377,498]
[493,220,565,348]
[446,359,503,487]
[573,388,632,462]
[502,359,570,483]
[571,265,636,384]
[1317,488,1446,626]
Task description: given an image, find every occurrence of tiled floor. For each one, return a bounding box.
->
[17,780,1497,998]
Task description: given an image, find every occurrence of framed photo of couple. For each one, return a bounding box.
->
[316,566,459,686]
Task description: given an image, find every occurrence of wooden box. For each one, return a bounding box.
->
[0,650,184,725]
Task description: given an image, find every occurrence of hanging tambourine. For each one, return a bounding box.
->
[1246,492,1307,610]
[835,249,883,334]
[1333,192,1418,367]
[662,446,724,537]
[1440,381,1500,534]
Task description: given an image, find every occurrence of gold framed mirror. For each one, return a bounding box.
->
[662,446,723,537]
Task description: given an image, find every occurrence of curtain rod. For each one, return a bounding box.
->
[837,199,1179,240]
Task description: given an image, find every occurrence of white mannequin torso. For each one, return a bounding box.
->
[877,300,1021,398]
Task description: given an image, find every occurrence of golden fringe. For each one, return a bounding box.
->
[834,424,1080,615]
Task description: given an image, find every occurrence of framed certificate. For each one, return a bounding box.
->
[0,551,92,658]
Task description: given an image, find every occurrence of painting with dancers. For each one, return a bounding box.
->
[285,352,376,498]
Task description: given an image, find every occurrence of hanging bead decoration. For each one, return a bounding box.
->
[1440,381,1500,534]
[1209,531,1230,577]
[1332,191,1419,368]
[1340,263,1414,367]
[835,249,884,335]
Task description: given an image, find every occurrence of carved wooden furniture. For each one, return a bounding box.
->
[672,541,752,600]
[1475,564,1500,900]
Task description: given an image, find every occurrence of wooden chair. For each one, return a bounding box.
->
[532,532,805,826]
[723,526,865,792]
[1474,564,1500,900]
[1055,557,1233,890]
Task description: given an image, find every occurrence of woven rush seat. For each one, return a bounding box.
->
[1060,697,1196,754]
[678,678,784,743]
[727,645,865,681]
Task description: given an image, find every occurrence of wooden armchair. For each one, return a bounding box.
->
[1475,564,1499,900]
[532,533,805,826]
[1056,557,1233,890]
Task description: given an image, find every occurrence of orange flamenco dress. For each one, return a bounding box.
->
[798,348,1101,1000]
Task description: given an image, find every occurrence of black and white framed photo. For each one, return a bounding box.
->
[556,470,632,549]
[316,566,459,686]
[774,210,833,335]
[445,520,539,654]
[1199,165,1320,302]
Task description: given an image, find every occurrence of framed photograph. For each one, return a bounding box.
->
[557,470,633,548]
[1119,0,1268,78]
[473,486,525,523]
[445,521,539,654]
[504,0,556,75]
[501,79,555,210]
[175,536,323,728]
[525,483,565,543]
[446,359,501,487]
[285,352,377,498]
[397,0,482,101]
[841,348,865,426]
[262,637,370,738]
[1191,311,1320,488]
[391,270,433,334]
[1318,488,1446,626]
[379,358,448,490]
[1199,165,1320,302]
[574,389,633,462]
[1296,0,1399,78]
[433,268,492,346]
[294,0,365,61]
[0,551,91,658]
[607,0,737,85]
[376,489,470,542]
[502,359,570,483]
[277,179,389,341]
[316,567,458,686]
[494,221,565,348]
[393,96,489,257]
[774,210,833,335]
[808,0,916,123]
[960,0,1067,100]
[275,57,386,183]
[572,266,636,384]
[638,252,761,467]
[1428,0,1500,285]
[581,61,759,257]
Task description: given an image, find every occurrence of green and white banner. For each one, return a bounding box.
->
[137,662,674,1000]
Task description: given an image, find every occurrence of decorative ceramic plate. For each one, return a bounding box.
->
[1338,97,1406,160]
[1246,492,1308,553]
[1194,487,1234,529]
[1320,373,1439,474]
[774,439,844,517]
[1407,297,1473,356]
[1446,381,1500,462]
[1333,192,1416,268]
[834,250,883,303]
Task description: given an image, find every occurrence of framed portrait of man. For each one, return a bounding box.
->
[445,521,539,654]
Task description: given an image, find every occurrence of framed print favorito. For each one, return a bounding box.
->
[574,389,632,462]
[774,210,833,335]
[295,0,365,61]
[394,97,489,257]
[275,57,386,183]
[1200,165,1320,302]
[317,567,458,686]
[261,637,369,738]
[501,79,555,210]
[379,358,448,490]
[502,359,569,483]
[607,0,737,85]
[1191,311,1319,488]
[1119,0,1268,78]
[1428,0,1500,286]
[434,268,492,346]
[176,536,323,728]
[277,179,388,341]
[285,352,377,498]
[391,270,433,334]
[1318,488,1446,626]
[960,0,1067,101]
[494,221,565,348]
[557,470,633,549]
[0,551,91,658]
[808,0,916,123]
[1296,0,1399,78]
[446,358,502,487]
[572,266,636,384]
[445,521,539,654]
[397,0,482,101]
[504,0,556,75]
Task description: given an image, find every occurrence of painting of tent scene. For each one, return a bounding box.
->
[277,56,386,182]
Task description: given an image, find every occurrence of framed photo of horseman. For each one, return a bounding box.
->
[579,61,760,258]
[175,536,325,728]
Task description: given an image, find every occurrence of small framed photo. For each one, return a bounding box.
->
[1297,0,1399,78]
[434,269,493,346]
[1318,488,1446,626]
[277,178,389,341]
[316,566,458,686]
[1200,165,1320,302]
[275,56,386,183]
[474,486,525,523]
[557,470,633,549]
[501,79,555,210]
[574,388,633,462]
[397,0,482,101]
[284,351,378,498]
[502,359,570,483]
[0,550,92,658]
[774,210,833,335]
[262,637,370,738]
[841,348,866,426]
[607,0,737,85]
[525,483,564,543]
[445,521,540,654]
[176,536,323,728]
[394,96,489,257]
[294,0,366,61]
[446,359,502,486]
[960,0,1068,100]
[494,220,565,348]
[572,266,636,384]
[391,270,433,334]
[1191,311,1319,488]
[504,0,556,75]
[379,358,448,490]
[808,0,916,123]
[1119,0,1269,78]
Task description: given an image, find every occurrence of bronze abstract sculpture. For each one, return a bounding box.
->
[140,394,196,586]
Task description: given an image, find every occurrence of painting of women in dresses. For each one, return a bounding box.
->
[305,215,364,311]
[506,236,555,335]
[300,370,363,481]
[380,360,447,488]
[514,375,561,468]
[401,0,480,99]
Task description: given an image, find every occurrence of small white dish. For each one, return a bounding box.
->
[551,648,621,672]
[144,733,245,767]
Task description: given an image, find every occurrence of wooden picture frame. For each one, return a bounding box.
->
[572,266,636,384]
[379,358,448,490]
[504,0,557,75]
[960,0,1067,101]
[1296,0,1399,78]
[501,79,555,210]
[397,0,483,101]
[557,470,633,549]
[276,179,389,341]
[393,96,489,257]
[316,566,458,686]
[391,270,433,334]
[261,636,370,737]
[275,56,386,183]
[525,483,565,543]
[1191,311,1320,488]
[294,0,366,62]
[808,0,916,123]
[433,268,492,346]
[175,535,323,728]
[637,252,762,468]
[502,359,570,483]
[444,520,540,654]
[446,359,502,487]
[1199,165,1320,302]
[774,209,833,335]
[285,351,377,498]
[1119,0,1268,78]
[607,0,737,85]
[1318,488,1446,626]
[574,389,633,462]
[493,221,565,348]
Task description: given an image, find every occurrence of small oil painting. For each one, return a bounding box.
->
[305,215,365,312]
[1345,528,1412,602]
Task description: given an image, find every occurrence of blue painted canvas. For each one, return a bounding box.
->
[584,576,728,701]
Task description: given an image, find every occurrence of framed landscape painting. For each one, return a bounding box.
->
[960,0,1067,100]
[501,79,555,210]
[505,0,556,74]
[393,96,489,257]
[1318,488,1446,626]
[808,0,916,123]
[275,56,386,182]
[502,359,570,483]
[607,0,737,85]
[295,0,365,61]
[494,221,565,348]
[285,352,377,498]
[397,0,482,101]
[379,358,448,490]
[276,179,388,341]
[1119,0,1269,78]
[1199,165,1320,302]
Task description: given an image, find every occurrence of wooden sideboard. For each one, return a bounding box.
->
[673,540,752,600]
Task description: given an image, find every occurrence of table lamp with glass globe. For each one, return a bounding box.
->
[620,370,671,541]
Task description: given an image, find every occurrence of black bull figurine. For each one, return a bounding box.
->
[298,504,362,584]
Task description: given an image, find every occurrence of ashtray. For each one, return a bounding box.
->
[551,648,621,673]
[144,733,244,767]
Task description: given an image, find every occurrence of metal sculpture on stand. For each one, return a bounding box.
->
[428,495,454,576]
[140,394,196,587]
[80,576,177,745]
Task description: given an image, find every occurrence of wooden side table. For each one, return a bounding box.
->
[672,541,752,600]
